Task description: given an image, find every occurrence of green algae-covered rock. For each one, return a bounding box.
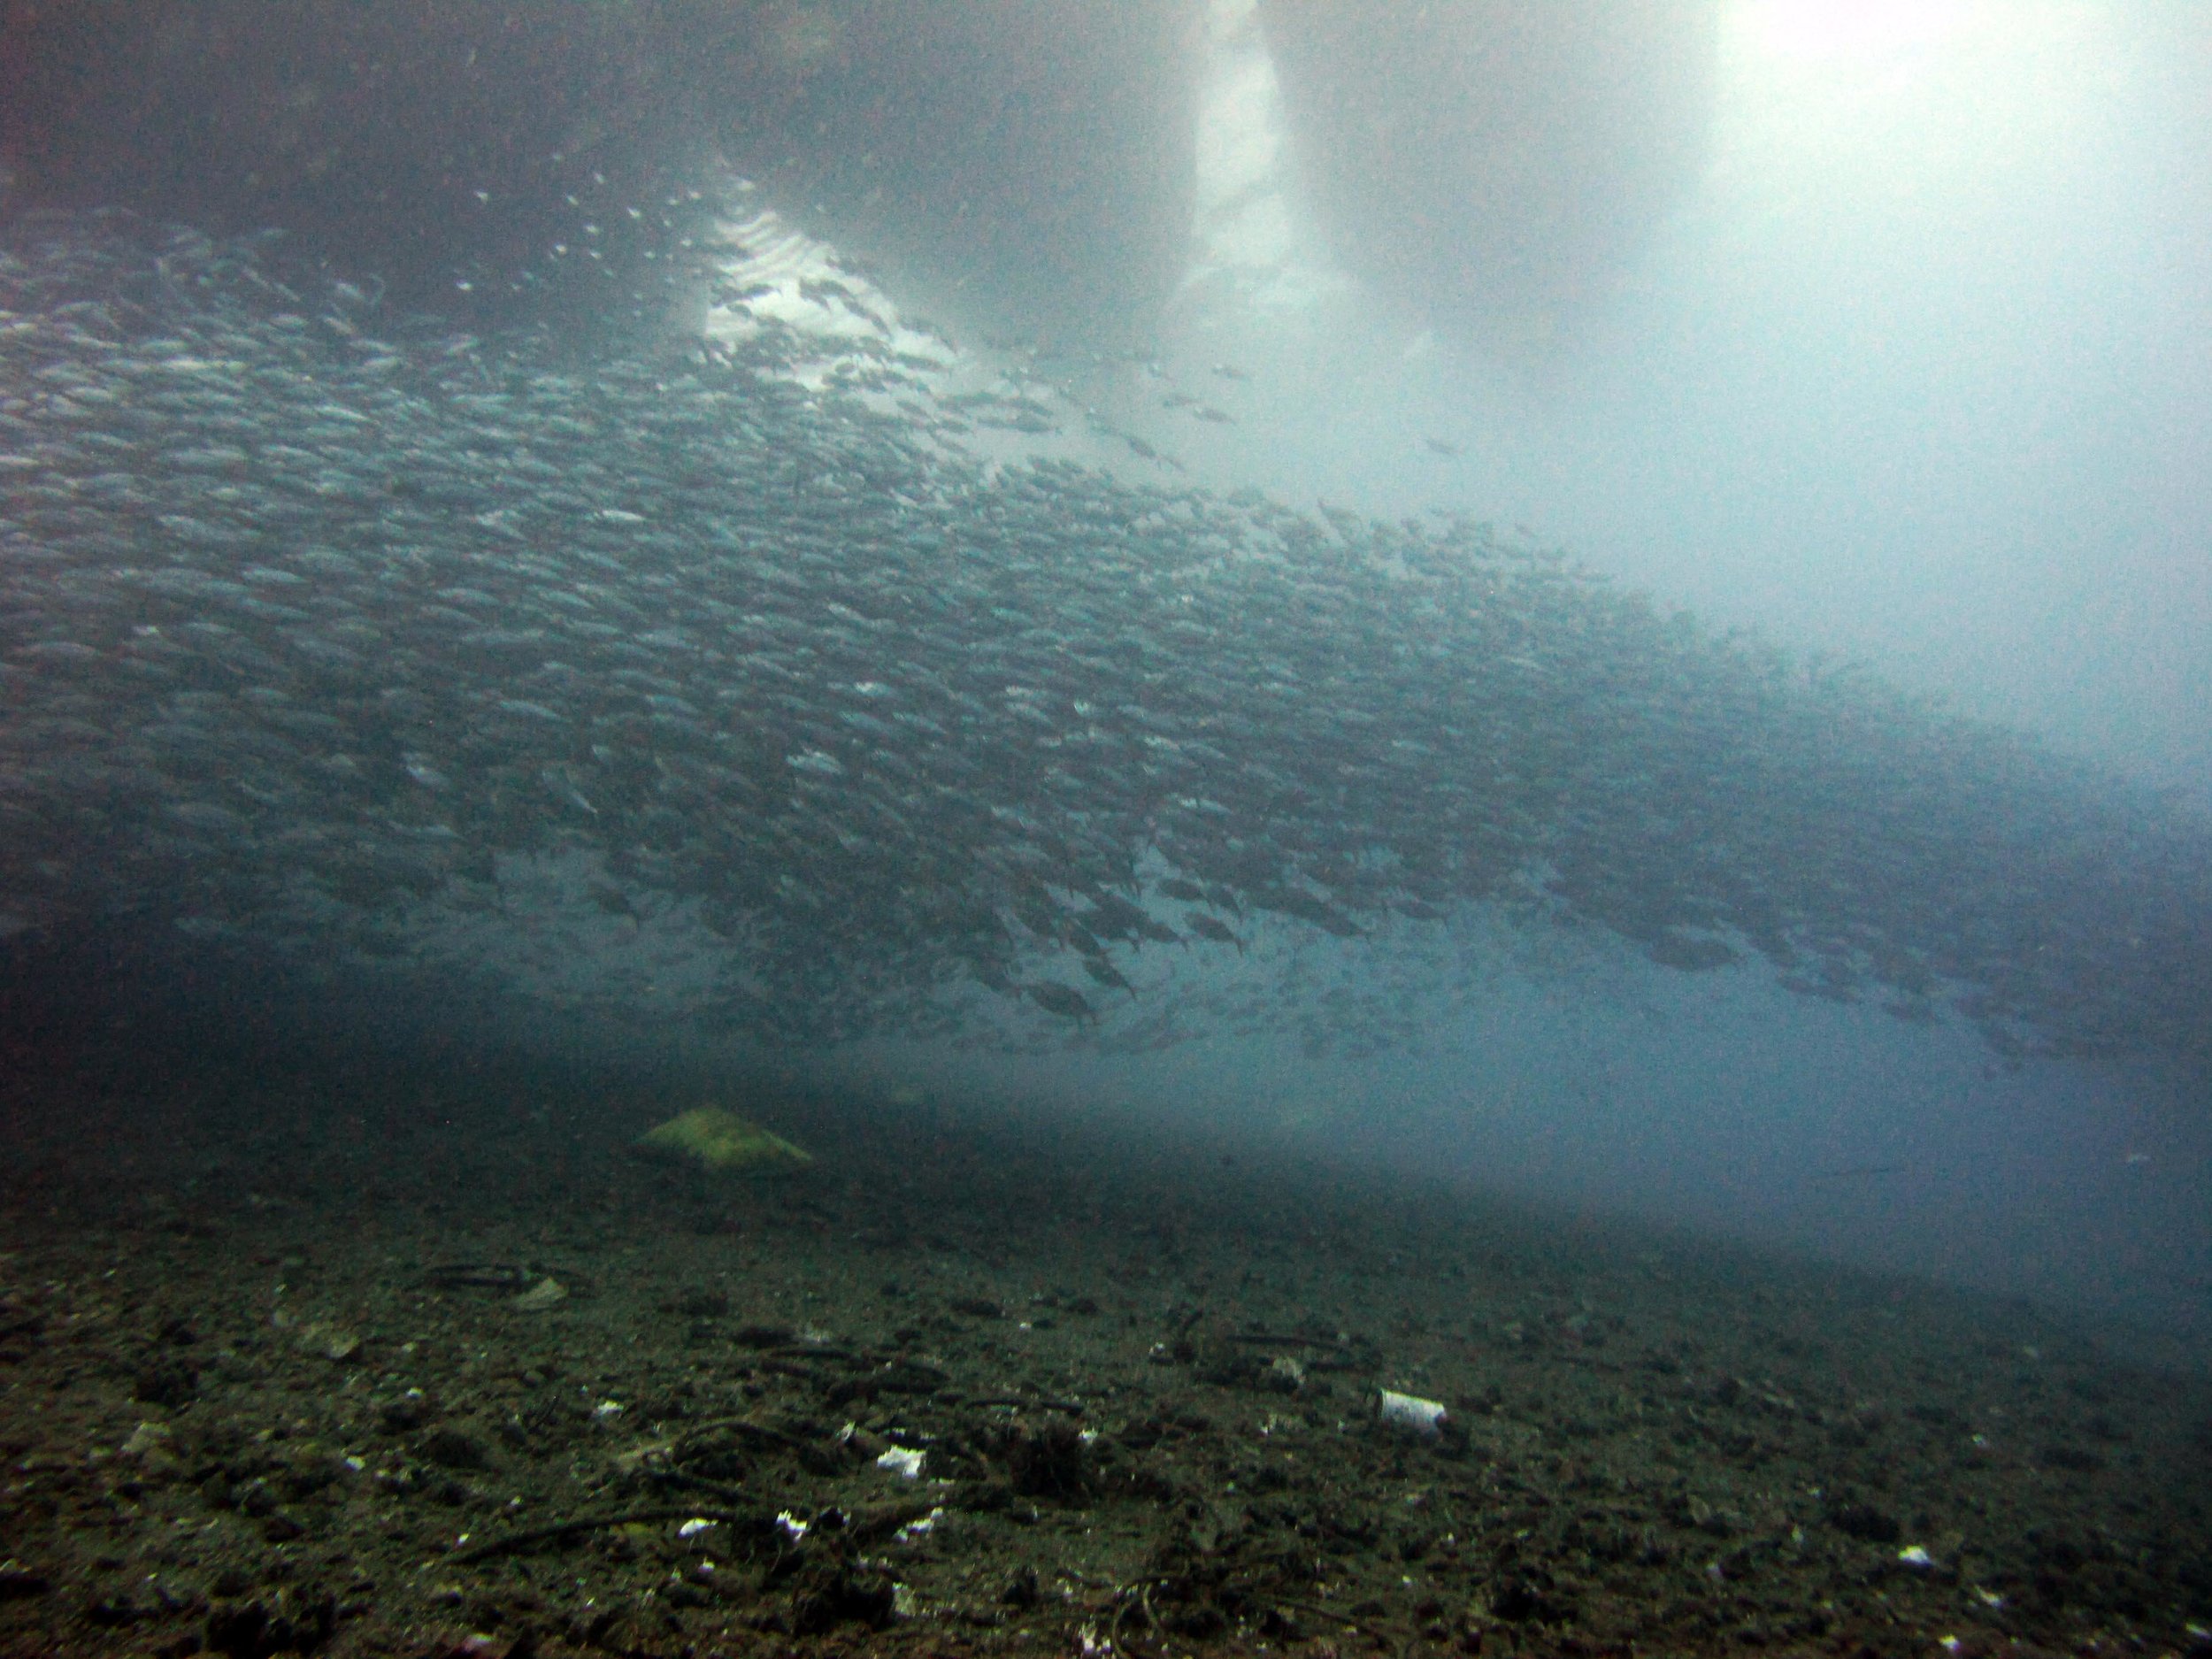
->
[635,1108,812,1174]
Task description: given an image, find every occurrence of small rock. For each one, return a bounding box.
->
[423,1427,492,1471]
[787,1560,897,1634]
[1002,1416,1089,1500]
[1830,1500,1902,1544]
[205,1600,268,1658]
[296,1321,362,1362]
[205,1588,336,1658]
[133,1357,198,1408]
[0,1565,53,1601]
[84,1594,147,1627]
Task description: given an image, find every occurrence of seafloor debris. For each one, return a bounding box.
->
[3,1071,2208,1655]
[1378,1386,1450,1439]
[511,1275,568,1310]
[634,1107,814,1172]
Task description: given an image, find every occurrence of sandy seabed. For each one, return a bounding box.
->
[2,1054,2208,1659]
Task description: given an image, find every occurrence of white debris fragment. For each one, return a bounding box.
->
[776,1510,810,1541]
[676,1517,718,1540]
[513,1277,568,1310]
[1377,1388,1448,1440]
[1898,1544,1935,1568]
[877,1446,926,1479]
[591,1399,624,1421]
[898,1508,945,1540]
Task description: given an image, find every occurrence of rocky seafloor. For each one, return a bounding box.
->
[2,1050,2208,1659]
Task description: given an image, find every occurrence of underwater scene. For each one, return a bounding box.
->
[2,3,2209,1655]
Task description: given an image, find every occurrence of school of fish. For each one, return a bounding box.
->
[3,211,2208,1063]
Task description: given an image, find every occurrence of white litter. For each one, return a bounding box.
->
[877,1446,927,1479]
[898,1508,945,1540]
[1377,1388,1449,1440]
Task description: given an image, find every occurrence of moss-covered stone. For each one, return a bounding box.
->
[635,1107,811,1173]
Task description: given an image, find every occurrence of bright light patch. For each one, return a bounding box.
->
[1747,0,1973,60]
[1712,0,2118,196]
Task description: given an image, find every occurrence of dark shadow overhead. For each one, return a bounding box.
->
[2,1,1719,351]
[0,0,1200,345]
[1258,0,1723,352]
[0,1,735,330]
[2,0,1717,349]
[711,0,1202,349]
